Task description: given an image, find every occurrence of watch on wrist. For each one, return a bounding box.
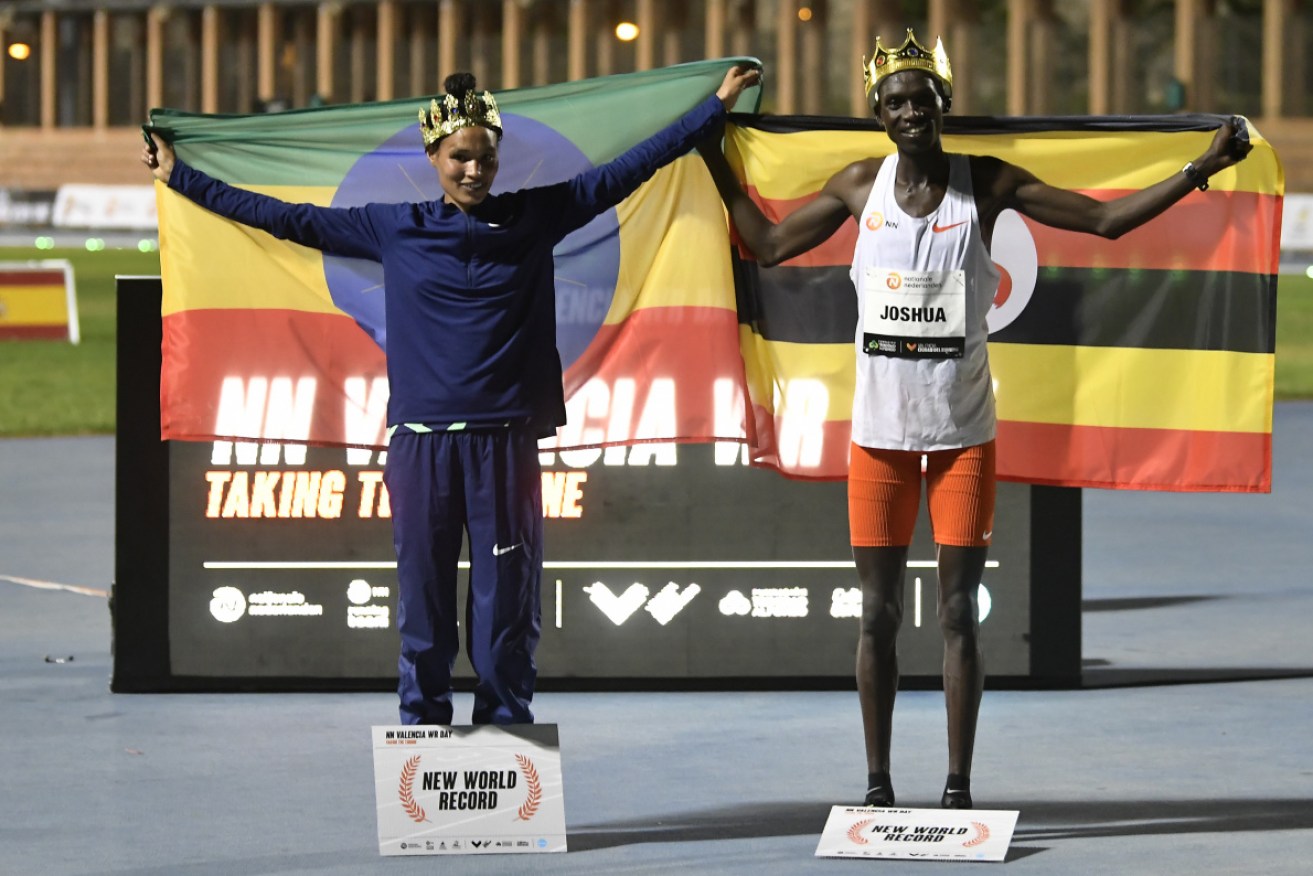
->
[1182,161,1209,192]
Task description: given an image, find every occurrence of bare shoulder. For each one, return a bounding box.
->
[831,156,882,190]
[967,153,1036,217]
[823,156,883,215]
[966,153,1020,192]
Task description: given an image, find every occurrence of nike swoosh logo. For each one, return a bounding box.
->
[982,530,993,540]
[932,221,967,233]
[492,543,522,557]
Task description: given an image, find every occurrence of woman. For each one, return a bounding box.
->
[698,31,1247,808]
[144,64,761,726]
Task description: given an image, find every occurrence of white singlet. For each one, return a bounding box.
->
[849,153,1000,451]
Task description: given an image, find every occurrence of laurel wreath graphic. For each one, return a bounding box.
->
[514,754,542,821]
[398,755,429,823]
[963,821,990,848]
[847,818,874,845]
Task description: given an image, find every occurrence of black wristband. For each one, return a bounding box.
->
[1182,161,1209,192]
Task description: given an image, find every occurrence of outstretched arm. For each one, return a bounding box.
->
[140,131,386,260]
[697,139,868,267]
[555,64,763,233]
[984,119,1252,240]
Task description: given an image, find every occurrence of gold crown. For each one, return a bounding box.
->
[418,89,502,147]
[862,29,953,100]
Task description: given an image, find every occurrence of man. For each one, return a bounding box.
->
[698,30,1248,807]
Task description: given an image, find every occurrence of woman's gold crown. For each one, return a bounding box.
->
[418,90,503,147]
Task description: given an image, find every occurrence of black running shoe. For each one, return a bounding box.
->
[941,773,972,809]
[864,771,895,807]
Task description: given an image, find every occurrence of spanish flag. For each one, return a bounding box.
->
[0,261,79,342]
[727,114,1281,492]
[150,60,760,458]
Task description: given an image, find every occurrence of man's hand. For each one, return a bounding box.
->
[716,64,763,113]
[141,132,175,183]
[1195,117,1253,178]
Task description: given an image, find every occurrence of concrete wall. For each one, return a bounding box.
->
[0,129,148,190]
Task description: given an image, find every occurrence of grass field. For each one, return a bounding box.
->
[1275,272,1313,398]
[0,247,160,436]
[0,246,1310,437]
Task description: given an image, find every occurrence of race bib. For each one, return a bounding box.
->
[861,267,966,359]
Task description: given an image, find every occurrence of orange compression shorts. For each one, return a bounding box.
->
[847,440,996,548]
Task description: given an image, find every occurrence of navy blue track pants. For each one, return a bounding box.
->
[384,428,543,725]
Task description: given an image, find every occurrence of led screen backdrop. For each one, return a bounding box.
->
[114,278,1081,692]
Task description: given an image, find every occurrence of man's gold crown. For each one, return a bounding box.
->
[418,89,502,147]
[862,28,953,100]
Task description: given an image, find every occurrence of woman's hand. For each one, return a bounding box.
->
[141,132,175,182]
[716,64,763,113]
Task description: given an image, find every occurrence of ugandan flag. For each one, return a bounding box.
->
[726,114,1282,492]
[150,60,760,457]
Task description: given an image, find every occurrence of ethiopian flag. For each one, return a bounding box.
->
[726,114,1281,492]
[150,59,761,460]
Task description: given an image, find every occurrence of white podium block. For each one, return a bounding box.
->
[372,724,566,856]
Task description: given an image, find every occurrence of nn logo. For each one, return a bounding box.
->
[208,374,391,466]
[211,376,315,465]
